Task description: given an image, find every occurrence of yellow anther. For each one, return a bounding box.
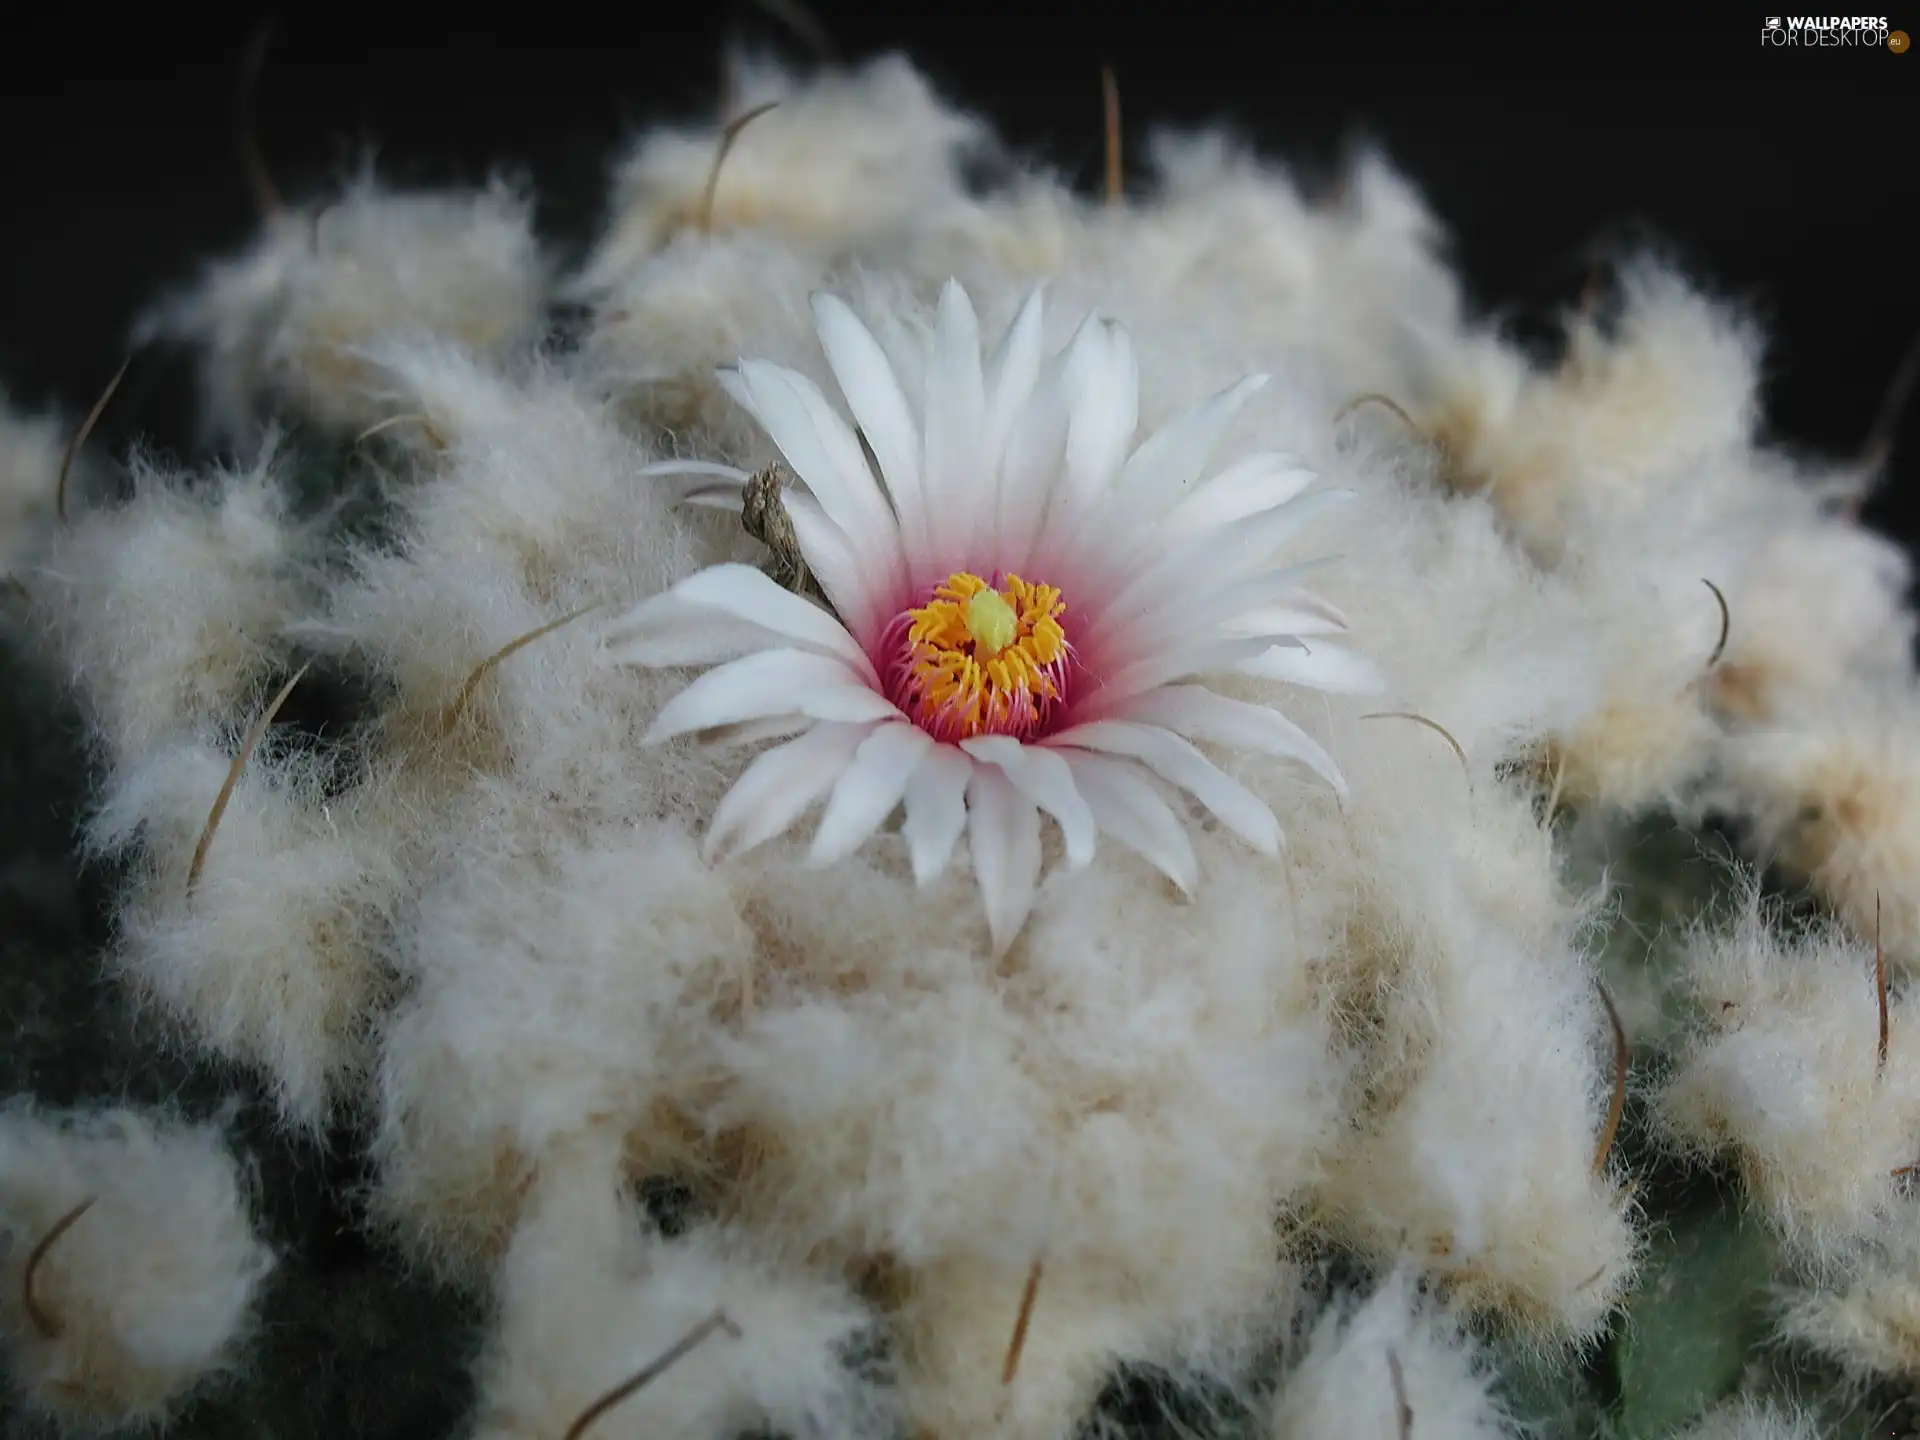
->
[891,571,1070,742]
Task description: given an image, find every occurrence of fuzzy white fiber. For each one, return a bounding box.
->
[1418,264,1763,563]
[15,45,1920,1437]
[0,1103,275,1428]
[137,176,547,440]
[1777,1227,1920,1382]
[1713,681,1920,969]
[1670,1398,1825,1440]
[1709,515,1914,724]
[86,739,409,1130]
[574,52,985,292]
[471,1134,880,1440]
[1657,896,1920,1258]
[1268,1268,1517,1439]
[32,448,316,765]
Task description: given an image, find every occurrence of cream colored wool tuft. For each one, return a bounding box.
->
[0,1104,276,1429]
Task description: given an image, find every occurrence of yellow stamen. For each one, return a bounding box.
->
[891,572,1069,742]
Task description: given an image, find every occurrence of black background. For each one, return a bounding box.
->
[3,7,1914,548]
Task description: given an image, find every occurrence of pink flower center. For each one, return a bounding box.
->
[880,572,1071,743]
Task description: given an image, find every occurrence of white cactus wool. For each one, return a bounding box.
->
[1,43,1917,1440]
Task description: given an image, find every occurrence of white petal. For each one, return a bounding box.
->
[1097,487,1355,635]
[784,491,884,644]
[1056,750,1199,894]
[782,368,902,536]
[637,460,751,482]
[1120,684,1348,796]
[1082,636,1285,710]
[635,460,752,513]
[638,458,751,502]
[604,611,803,671]
[967,763,1043,955]
[1047,719,1281,854]
[982,288,1046,484]
[603,563,877,680]
[1093,619,1311,687]
[902,742,973,885]
[810,722,936,865]
[1157,454,1319,549]
[1224,593,1351,639]
[702,715,816,749]
[1115,374,1269,519]
[705,722,876,862]
[994,359,1072,572]
[1079,558,1340,659]
[871,310,928,409]
[645,648,897,742]
[812,292,928,563]
[960,735,1096,868]
[1237,640,1388,695]
[1291,591,1352,630]
[716,364,758,420]
[1040,318,1137,554]
[680,488,750,513]
[922,280,988,572]
[731,360,902,582]
[1068,321,1138,496]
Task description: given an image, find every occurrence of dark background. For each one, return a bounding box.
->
[3,7,1914,544]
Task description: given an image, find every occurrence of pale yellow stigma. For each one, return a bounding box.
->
[965,586,1019,658]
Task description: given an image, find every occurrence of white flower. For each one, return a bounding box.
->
[606,280,1378,952]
